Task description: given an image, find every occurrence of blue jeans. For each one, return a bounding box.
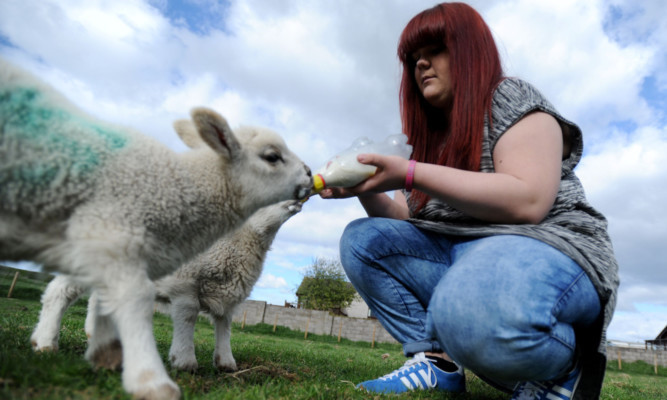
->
[340,218,601,383]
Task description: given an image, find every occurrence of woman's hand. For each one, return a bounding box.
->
[345,154,411,195]
[318,186,357,199]
[317,154,410,197]
[317,153,411,219]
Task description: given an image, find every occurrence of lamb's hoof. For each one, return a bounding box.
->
[132,382,181,400]
[216,364,238,373]
[35,345,57,352]
[31,340,58,353]
[214,355,237,372]
[170,354,198,372]
[173,362,198,373]
[88,339,123,371]
[30,333,59,352]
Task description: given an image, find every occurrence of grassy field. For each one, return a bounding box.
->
[0,268,665,399]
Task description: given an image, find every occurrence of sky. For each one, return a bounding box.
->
[0,0,665,344]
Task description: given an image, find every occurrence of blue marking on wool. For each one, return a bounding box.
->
[0,86,129,186]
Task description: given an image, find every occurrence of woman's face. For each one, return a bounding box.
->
[412,44,452,109]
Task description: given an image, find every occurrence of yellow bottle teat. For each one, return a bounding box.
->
[312,174,325,194]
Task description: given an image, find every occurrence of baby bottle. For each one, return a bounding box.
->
[311,133,413,194]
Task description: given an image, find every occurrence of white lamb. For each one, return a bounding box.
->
[0,58,312,400]
[30,199,302,372]
[158,199,302,372]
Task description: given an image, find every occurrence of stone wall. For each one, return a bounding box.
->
[331,315,397,344]
[232,299,398,345]
[344,295,370,319]
[607,345,667,368]
[236,299,267,326]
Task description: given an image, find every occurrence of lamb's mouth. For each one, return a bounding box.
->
[295,185,311,200]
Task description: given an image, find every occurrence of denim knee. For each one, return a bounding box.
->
[339,218,372,279]
[429,277,497,363]
[428,281,543,380]
[427,247,583,381]
[340,217,410,272]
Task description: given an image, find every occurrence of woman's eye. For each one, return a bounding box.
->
[411,46,443,63]
[427,46,445,57]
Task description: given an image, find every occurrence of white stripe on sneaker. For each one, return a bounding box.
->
[546,393,561,400]
[409,372,424,389]
[553,385,573,397]
[418,369,434,387]
[400,376,414,390]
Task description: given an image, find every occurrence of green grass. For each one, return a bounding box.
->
[0,268,665,399]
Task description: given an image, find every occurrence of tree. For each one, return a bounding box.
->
[296,257,357,312]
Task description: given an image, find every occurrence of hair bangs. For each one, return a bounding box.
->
[398,7,448,63]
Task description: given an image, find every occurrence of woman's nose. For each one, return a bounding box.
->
[416,57,429,69]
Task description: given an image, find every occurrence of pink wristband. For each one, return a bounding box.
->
[405,160,416,192]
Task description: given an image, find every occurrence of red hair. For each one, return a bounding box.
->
[398,2,504,212]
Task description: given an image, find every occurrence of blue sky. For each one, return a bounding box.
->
[1,0,665,343]
[155,0,231,34]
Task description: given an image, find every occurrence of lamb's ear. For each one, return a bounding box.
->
[173,119,204,149]
[190,107,242,159]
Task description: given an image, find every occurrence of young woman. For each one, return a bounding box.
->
[319,3,618,399]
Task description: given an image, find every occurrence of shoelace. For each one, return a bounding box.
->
[379,352,435,385]
[513,382,546,400]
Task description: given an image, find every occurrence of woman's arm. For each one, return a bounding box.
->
[359,190,410,219]
[345,112,564,224]
[319,188,410,219]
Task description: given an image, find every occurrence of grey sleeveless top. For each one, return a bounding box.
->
[407,78,619,398]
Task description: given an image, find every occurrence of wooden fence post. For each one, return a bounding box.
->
[371,325,377,348]
[272,314,278,332]
[304,317,310,339]
[338,319,343,342]
[654,353,658,375]
[7,271,20,298]
[616,349,622,370]
[241,310,247,329]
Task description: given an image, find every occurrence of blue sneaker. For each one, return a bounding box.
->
[511,363,582,400]
[357,352,466,394]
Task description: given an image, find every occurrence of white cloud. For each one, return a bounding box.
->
[608,308,667,343]
[604,0,667,88]
[578,127,667,191]
[577,126,667,289]
[279,198,367,247]
[487,0,655,142]
[256,273,288,289]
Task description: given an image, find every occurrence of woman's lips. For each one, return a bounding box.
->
[422,75,435,85]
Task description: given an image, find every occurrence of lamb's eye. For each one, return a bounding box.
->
[263,151,283,164]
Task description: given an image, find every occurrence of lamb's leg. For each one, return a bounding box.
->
[168,296,200,372]
[31,274,86,352]
[85,291,123,371]
[93,272,180,400]
[213,310,237,371]
[84,290,98,339]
